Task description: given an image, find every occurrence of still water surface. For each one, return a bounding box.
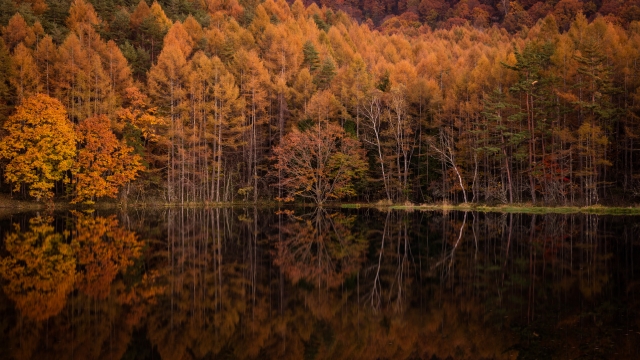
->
[1,208,639,359]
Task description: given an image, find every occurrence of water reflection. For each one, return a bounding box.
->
[1,216,75,322]
[1,209,639,359]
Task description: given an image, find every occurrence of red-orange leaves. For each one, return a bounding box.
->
[73,115,143,204]
[71,212,143,299]
[273,122,367,204]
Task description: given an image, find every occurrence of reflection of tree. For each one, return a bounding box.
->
[145,208,251,360]
[273,209,367,290]
[0,215,75,321]
[138,210,634,359]
[1,209,636,359]
[364,210,418,313]
[72,211,143,299]
[575,215,610,299]
[1,212,158,360]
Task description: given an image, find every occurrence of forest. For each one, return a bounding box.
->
[0,0,640,206]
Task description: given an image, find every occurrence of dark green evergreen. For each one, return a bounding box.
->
[302,40,320,72]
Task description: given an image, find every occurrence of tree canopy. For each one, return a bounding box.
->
[0,94,76,200]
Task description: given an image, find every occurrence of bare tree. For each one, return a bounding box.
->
[429,128,468,203]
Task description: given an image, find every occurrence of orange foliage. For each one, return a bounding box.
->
[273,122,367,204]
[73,115,144,204]
[2,13,35,50]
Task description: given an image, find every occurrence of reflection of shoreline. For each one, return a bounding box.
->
[0,210,638,359]
[340,203,640,215]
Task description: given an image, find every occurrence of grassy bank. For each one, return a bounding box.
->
[0,196,283,211]
[3,195,640,215]
[0,194,44,210]
[340,202,640,215]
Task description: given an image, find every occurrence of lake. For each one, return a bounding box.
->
[1,208,639,359]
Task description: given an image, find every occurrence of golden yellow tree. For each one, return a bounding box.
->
[0,94,76,201]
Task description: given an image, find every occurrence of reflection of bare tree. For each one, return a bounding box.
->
[390,211,416,313]
[363,210,420,313]
[431,211,468,279]
[366,210,389,311]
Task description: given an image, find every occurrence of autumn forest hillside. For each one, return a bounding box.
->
[0,0,639,206]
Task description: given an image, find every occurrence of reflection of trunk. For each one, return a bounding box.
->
[368,210,389,310]
[527,214,536,322]
[503,213,513,270]
[448,211,467,272]
[431,212,467,276]
[252,207,258,316]
[393,217,411,312]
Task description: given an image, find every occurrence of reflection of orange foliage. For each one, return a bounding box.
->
[0,216,75,321]
[274,211,366,290]
[1,212,162,360]
[72,211,143,299]
[147,262,248,360]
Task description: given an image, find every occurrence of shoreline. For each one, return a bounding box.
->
[340,202,640,215]
[2,195,640,215]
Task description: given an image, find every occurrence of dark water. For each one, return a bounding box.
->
[1,208,639,360]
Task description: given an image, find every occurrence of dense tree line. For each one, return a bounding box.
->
[313,0,640,32]
[0,0,639,205]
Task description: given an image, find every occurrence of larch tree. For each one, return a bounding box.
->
[0,38,14,123]
[190,54,245,202]
[34,35,57,96]
[2,13,35,50]
[148,22,190,203]
[233,49,271,201]
[53,33,116,121]
[10,43,41,103]
[130,0,151,29]
[66,0,101,35]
